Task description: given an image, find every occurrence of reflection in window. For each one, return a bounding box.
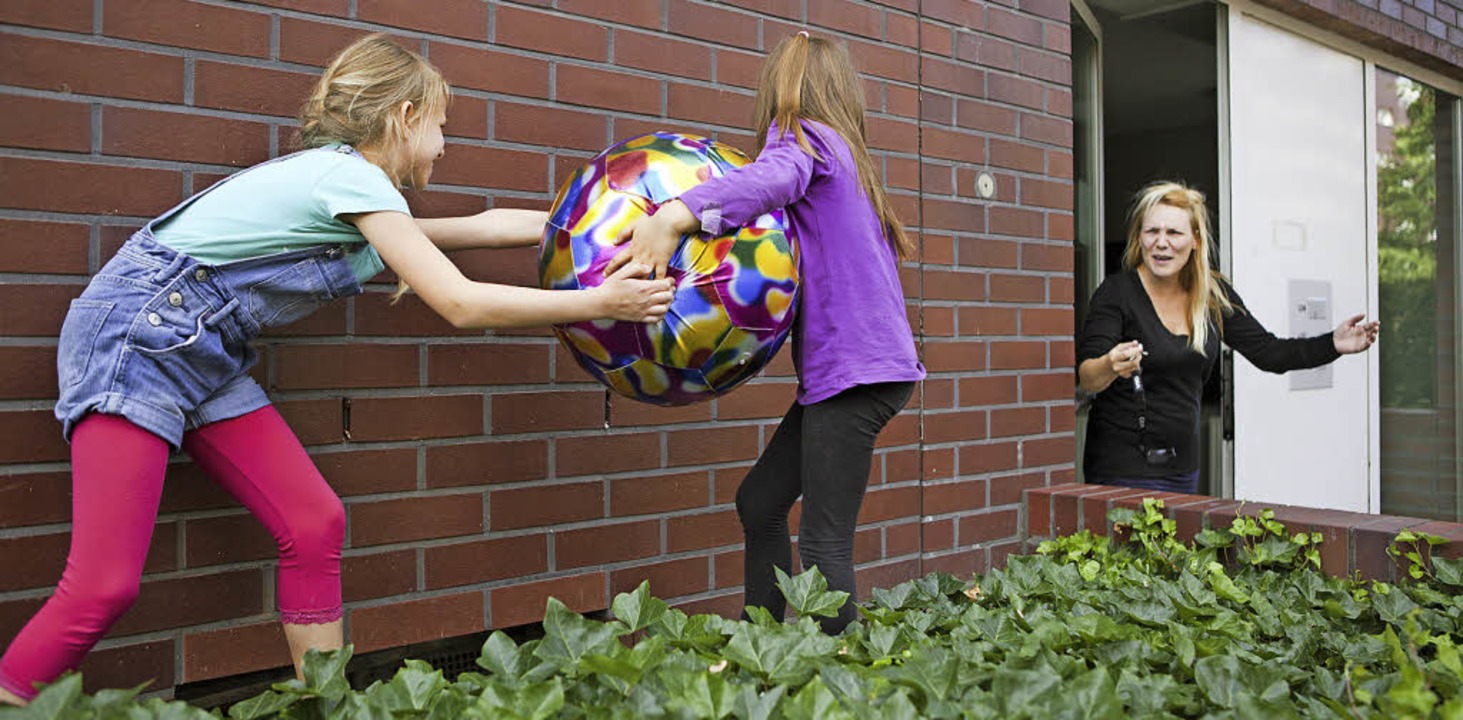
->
[1377,69,1461,522]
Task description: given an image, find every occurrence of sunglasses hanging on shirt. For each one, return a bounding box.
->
[1133,373,1177,467]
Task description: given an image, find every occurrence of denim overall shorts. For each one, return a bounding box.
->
[54,147,369,448]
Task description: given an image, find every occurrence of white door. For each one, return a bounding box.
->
[1227,14,1372,511]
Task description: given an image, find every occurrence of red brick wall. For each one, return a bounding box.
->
[0,0,1075,695]
[1253,0,1462,73]
[1024,483,1463,580]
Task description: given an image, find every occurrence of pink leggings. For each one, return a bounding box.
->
[0,407,344,700]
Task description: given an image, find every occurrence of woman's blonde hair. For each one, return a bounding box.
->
[753,33,913,259]
[1121,181,1236,354]
[298,33,450,185]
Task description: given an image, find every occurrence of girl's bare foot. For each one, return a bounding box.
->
[0,685,26,707]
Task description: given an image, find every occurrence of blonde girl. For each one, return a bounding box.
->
[609,32,925,634]
[1076,181,1378,493]
[0,34,672,705]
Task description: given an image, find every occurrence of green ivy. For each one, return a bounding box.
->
[5,499,1462,719]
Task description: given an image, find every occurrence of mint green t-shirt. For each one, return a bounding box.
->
[152,145,409,284]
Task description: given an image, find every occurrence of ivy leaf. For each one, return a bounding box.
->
[676,671,737,720]
[723,623,831,686]
[780,676,851,720]
[16,674,83,720]
[293,646,353,701]
[732,684,786,720]
[533,598,620,673]
[612,580,669,634]
[477,631,525,681]
[776,566,850,619]
[1432,556,1463,587]
[228,690,298,719]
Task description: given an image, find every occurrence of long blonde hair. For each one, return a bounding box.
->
[1121,181,1235,354]
[298,33,450,186]
[753,33,913,259]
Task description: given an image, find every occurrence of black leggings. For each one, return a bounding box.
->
[736,381,915,633]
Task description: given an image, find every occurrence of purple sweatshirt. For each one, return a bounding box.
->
[678,120,925,405]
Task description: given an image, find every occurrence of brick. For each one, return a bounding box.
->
[923,478,988,516]
[0,95,90,153]
[987,73,1046,110]
[0,523,173,592]
[350,494,484,546]
[958,32,1017,71]
[496,5,608,61]
[279,17,385,67]
[1020,307,1073,337]
[430,42,550,99]
[351,591,485,653]
[186,514,277,568]
[276,344,420,390]
[924,0,983,27]
[846,37,919,83]
[492,390,602,434]
[667,425,760,466]
[104,0,268,56]
[81,640,175,697]
[0,0,91,31]
[433,143,549,193]
[959,507,1020,544]
[0,157,180,216]
[427,439,549,488]
[611,471,711,517]
[347,394,483,442]
[558,65,661,115]
[923,126,987,164]
[667,509,742,552]
[183,622,287,682]
[313,448,418,497]
[669,0,759,48]
[674,591,744,619]
[0,219,90,276]
[246,0,349,15]
[0,34,184,102]
[613,31,714,82]
[491,481,603,530]
[0,346,57,401]
[444,95,489,140]
[715,382,796,421]
[611,397,713,427]
[560,0,664,28]
[1022,177,1072,210]
[555,519,661,569]
[0,472,71,529]
[716,47,763,89]
[489,572,604,628]
[988,274,1045,304]
[987,6,1045,45]
[359,0,486,40]
[611,556,710,599]
[920,55,984,98]
[111,570,264,635]
[1018,371,1071,403]
[194,61,317,118]
[495,103,609,152]
[0,409,67,463]
[713,549,744,588]
[958,441,1020,476]
[809,0,884,39]
[1022,435,1074,467]
[101,105,270,167]
[425,533,549,589]
[958,99,1020,135]
[556,432,662,478]
[924,340,986,373]
[668,83,755,127]
[859,485,921,523]
[343,549,417,602]
[925,409,988,444]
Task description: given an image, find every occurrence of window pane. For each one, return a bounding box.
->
[1377,69,1462,521]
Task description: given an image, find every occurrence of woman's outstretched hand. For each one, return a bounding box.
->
[595,262,676,323]
[603,200,697,282]
[1333,314,1380,354]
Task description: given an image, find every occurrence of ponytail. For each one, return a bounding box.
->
[752,33,914,259]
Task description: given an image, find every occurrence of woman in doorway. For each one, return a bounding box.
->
[1076,181,1379,494]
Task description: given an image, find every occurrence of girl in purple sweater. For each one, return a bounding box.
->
[608,32,925,633]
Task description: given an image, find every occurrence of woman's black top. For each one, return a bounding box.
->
[1078,270,1340,476]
